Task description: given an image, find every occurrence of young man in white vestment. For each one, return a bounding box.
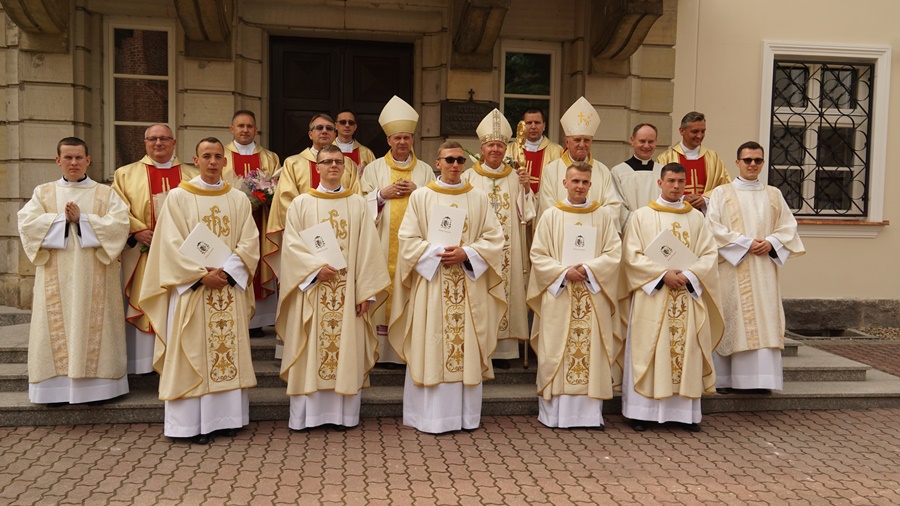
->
[536,97,622,222]
[112,124,199,374]
[140,138,259,444]
[360,96,435,366]
[223,110,281,337]
[462,109,535,364]
[389,141,506,434]
[611,123,663,229]
[18,137,131,405]
[706,141,805,393]
[620,163,724,432]
[527,162,622,428]
[276,145,391,430]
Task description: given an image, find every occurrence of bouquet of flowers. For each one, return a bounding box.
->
[239,169,277,209]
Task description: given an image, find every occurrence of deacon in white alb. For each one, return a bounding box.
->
[611,123,662,229]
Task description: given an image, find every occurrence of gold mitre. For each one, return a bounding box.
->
[560,96,600,137]
[379,95,419,136]
[476,108,512,144]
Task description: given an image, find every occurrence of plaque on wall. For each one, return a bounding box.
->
[440,98,499,136]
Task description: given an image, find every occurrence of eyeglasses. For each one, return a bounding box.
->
[311,124,336,132]
[439,156,468,165]
[145,136,174,143]
[317,159,345,166]
[740,158,765,165]
[337,119,357,126]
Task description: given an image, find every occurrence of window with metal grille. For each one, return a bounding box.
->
[768,61,874,217]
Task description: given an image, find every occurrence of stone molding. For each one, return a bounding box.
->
[590,0,663,75]
[0,0,70,52]
[174,0,233,60]
[452,0,510,71]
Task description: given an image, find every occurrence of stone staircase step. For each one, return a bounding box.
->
[0,307,31,328]
[782,346,869,382]
[0,324,29,364]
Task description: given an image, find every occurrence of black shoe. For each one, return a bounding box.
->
[683,423,701,433]
[492,359,511,370]
[45,402,68,408]
[594,424,605,431]
[716,387,732,394]
[217,428,238,437]
[192,434,211,445]
[249,327,265,338]
[376,362,405,370]
[733,388,772,395]
[630,420,647,432]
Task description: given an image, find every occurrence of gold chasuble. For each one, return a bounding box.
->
[656,145,731,196]
[537,152,622,223]
[359,153,435,330]
[139,180,259,400]
[112,156,198,333]
[275,189,390,396]
[527,202,622,401]
[18,179,131,384]
[462,162,535,342]
[506,137,564,194]
[264,148,359,286]
[620,201,724,399]
[706,183,805,356]
[389,181,506,387]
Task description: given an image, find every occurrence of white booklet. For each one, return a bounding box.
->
[561,224,597,267]
[179,222,232,268]
[645,228,698,270]
[427,204,467,247]
[299,221,347,270]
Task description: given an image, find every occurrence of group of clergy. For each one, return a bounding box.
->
[17,94,804,443]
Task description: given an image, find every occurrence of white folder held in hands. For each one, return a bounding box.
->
[179,223,232,268]
[645,228,698,270]
[427,204,467,248]
[299,221,347,270]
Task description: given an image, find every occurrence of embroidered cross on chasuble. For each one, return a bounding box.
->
[524,150,545,194]
[146,164,183,228]
[231,153,262,177]
[677,155,707,196]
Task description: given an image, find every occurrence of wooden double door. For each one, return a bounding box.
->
[270,37,414,161]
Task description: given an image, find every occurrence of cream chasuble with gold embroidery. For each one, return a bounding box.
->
[360,153,435,360]
[527,202,622,402]
[706,181,805,356]
[264,148,359,286]
[537,152,622,224]
[276,189,390,397]
[462,163,535,346]
[657,144,731,197]
[389,181,506,387]
[19,179,131,390]
[140,179,259,401]
[620,201,723,400]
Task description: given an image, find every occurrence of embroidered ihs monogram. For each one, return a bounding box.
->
[203,205,231,237]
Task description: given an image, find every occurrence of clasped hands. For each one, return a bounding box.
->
[663,269,691,290]
[749,238,773,256]
[383,180,416,200]
[64,202,81,223]
[200,267,229,290]
[565,264,587,282]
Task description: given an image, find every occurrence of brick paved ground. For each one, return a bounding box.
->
[810,340,900,377]
[1,409,900,505]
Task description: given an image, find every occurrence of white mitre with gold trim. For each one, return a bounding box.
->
[379,96,419,136]
[560,96,600,137]
[476,108,513,145]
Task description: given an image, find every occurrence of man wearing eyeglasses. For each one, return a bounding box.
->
[656,111,731,213]
[360,96,435,366]
[333,109,376,174]
[389,141,505,434]
[265,114,360,316]
[706,141,805,394]
[112,123,198,375]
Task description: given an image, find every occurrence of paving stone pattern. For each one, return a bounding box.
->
[1,409,899,505]
[811,340,900,378]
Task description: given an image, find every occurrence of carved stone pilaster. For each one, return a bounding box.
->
[451,0,511,71]
[0,0,70,52]
[174,0,233,60]
[590,0,663,75]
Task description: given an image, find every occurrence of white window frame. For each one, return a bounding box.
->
[103,19,177,181]
[759,41,890,238]
[500,40,561,142]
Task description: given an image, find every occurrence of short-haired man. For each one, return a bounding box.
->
[611,123,663,228]
[537,97,622,223]
[140,137,259,444]
[389,141,505,434]
[276,144,390,430]
[333,109,376,174]
[706,142,805,393]
[656,112,731,213]
[463,109,535,364]
[360,96,435,365]
[18,137,131,405]
[266,114,360,299]
[506,108,564,194]
[224,110,281,336]
[527,161,622,429]
[112,124,198,375]
[620,163,723,432]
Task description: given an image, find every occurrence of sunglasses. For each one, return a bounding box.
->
[740,158,765,165]
[337,119,356,126]
[311,124,336,132]
[439,156,467,165]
